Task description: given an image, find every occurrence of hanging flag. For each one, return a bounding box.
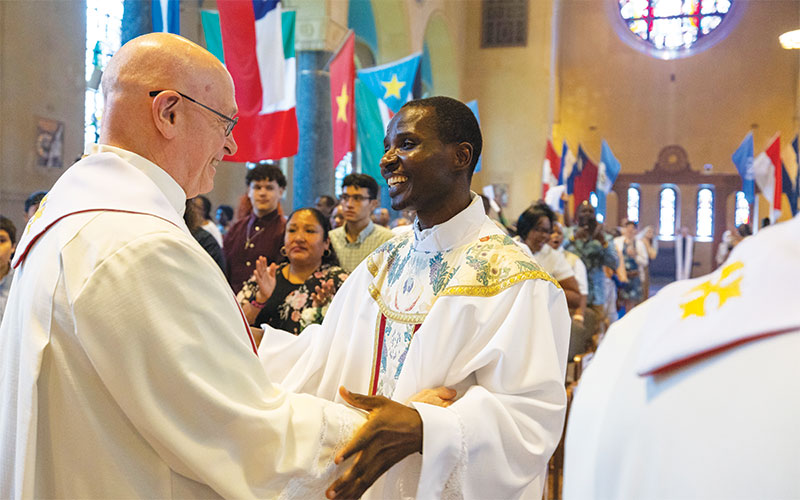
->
[573,145,598,211]
[752,134,782,222]
[732,132,755,205]
[542,139,561,199]
[152,0,180,34]
[200,10,225,64]
[354,79,386,185]
[596,139,621,219]
[559,141,577,194]
[330,31,355,170]
[357,52,422,113]
[218,0,297,161]
[466,100,483,173]
[781,138,798,216]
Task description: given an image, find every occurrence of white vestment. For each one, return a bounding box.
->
[674,233,694,280]
[0,145,364,499]
[564,216,800,499]
[259,196,570,499]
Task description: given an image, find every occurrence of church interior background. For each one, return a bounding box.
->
[1,0,798,280]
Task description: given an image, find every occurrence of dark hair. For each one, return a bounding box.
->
[285,207,340,267]
[516,201,555,241]
[315,195,337,210]
[625,220,637,228]
[342,173,379,200]
[217,205,234,220]
[737,223,752,237]
[25,191,47,213]
[196,196,212,220]
[184,199,202,232]
[401,96,483,175]
[0,215,17,245]
[246,163,286,189]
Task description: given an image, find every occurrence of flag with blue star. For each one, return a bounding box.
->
[357,52,422,113]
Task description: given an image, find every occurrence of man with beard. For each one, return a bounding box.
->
[258,96,570,499]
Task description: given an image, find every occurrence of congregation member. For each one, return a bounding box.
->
[613,219,649,313]
[329,173,394,272]
[24,190,47,221]
[223,163,286,294]
[215,203,233,235]
[372,207,391,227]
[638,224,658,298]
[675,225,695,280]
[329,203,344,229]
[314,194,337,218]
[185,198,225,271]
[0,33,430,499]
[563,214,800,500]
[192,194,223,246]
[550,222,594,355]
[258,97,570,499]
[240,208,348,335]
[564,201,619,314]
[0,216,16,323]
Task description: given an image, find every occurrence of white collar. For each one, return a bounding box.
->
[87,144,186,217]
[411,193,487,253]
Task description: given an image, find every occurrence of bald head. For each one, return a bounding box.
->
[99,33,238,198]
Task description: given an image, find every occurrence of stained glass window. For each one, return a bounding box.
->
[696,186,714,240]
[618,0,732,52]
[734,191,750,227]
[659,185,677,237]
[85,1,124,148]
[627,184,641,224]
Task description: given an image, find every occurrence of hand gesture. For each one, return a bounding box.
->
[406,386,457,407]
[311,278,336,308]
[254,256,278,303]
[326,387,423,499]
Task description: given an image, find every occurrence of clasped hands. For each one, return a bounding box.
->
[325,386,457,499]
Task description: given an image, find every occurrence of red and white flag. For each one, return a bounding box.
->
[542,139,561,199]
[218,0,297,162]
[330,32,355,169]
[753,134,782,222]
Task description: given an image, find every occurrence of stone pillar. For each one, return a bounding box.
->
[293,50,334,210]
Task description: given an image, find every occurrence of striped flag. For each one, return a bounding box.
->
[152,0,180,34]
[752,134,782,223]
[542,139,560,199]
[218,0,297,161]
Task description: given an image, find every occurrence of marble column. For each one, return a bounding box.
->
[293,50,334,210]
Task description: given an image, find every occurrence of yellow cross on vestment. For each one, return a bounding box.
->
[381,74,405,100]
[336,83,349,123]
[25,194,48,235]
[679,261,744,319]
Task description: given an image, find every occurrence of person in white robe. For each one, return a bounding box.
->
[674,226,694,280]
[0,33,423,499]
[563,216,800,499]
[258,97,571,499]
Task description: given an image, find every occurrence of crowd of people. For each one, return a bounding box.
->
[2,31,790,500]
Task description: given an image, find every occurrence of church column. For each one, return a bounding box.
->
[286,0,349,209]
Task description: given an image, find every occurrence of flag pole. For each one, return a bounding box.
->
[323,29,354,72]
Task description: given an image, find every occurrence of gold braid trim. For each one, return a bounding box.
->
[367,255,379,277]
[368,284,429,324]
[440,270,561,297]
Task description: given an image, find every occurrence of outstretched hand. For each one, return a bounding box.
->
[326,387,423,499]
[311,278,336,308]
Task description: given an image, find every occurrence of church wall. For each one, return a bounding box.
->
[556,0,799,234]
[0,1,86,234]
[464,0,558,219]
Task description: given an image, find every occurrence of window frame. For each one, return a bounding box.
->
[696,184,714,242]
[627,183,641,224]
[658,184,679,240]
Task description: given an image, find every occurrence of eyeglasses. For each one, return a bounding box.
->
[148,90,238,136]
[339,194,373,204]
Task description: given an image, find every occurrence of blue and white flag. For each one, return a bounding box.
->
[781,135,799,216]
[357,52,421,113]
[466,100,483,173]
[732,132,755,205]
[152,0,180,34]
[596,139,621,219]
[559,141,577,195]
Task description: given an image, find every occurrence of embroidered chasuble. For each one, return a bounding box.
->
[259,195,571,500]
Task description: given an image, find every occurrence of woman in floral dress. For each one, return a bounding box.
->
[239,208,348,334]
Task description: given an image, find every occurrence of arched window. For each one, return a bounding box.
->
[659,185,677,238]
[627,183,641,223]
[615,0,737,59]
[85,0,124,148]
[734,191,750,227]
[696,185,714,241]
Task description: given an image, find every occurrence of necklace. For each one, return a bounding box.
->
[244,215,266,250]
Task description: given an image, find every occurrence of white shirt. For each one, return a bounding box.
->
[0,145,364,499]
[564,217,800,499]
[559,247,589,296]
[259,194,571,499]
[202,219,224,246]
[535,243,576,282]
